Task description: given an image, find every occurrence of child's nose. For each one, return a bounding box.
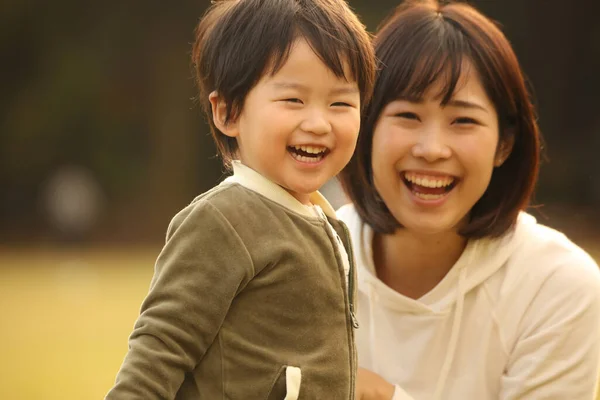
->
[300,110,331,135]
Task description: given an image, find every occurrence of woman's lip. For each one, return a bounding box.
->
[402,171,460,190]
[402,170,458,179]
[401,177,457,207]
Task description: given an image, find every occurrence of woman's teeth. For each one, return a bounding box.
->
[404,172,454,188]
[413,193,445,200]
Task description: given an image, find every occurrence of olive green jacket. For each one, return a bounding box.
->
[106,162,358,399]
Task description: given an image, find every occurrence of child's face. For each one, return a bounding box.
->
[371,62,508,235]
[227,38,360,205]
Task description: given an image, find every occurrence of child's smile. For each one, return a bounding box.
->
[288,145,330,164]
[222,38,361,204]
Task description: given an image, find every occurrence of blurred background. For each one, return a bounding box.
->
[1,0,599,398]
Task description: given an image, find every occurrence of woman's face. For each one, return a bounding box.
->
[371,64,506,235]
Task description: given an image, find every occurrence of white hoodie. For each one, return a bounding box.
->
[337,204,600,400]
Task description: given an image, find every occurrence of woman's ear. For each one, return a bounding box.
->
[209,91,239,138]
[495,133,515,167]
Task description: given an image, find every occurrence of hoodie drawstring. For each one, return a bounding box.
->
[433,243,476,400]
[368,283,379,374]
[432,265,466,399]
[365,240,477,399]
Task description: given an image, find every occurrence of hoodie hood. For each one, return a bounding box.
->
[338,204,535,313]
[337,204,539,400]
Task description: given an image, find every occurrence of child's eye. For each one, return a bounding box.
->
[395,112,420,121]
[283,98,303,104]
[331,102,352,107]
[454,117,478,125]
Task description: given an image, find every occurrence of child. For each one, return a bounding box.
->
[106,0,375,399]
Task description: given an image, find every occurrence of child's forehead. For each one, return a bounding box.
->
[262,72,358,94]
[262,37,357,84]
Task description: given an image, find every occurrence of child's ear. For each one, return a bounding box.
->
[209,91,239,138]
[494,133,515,167]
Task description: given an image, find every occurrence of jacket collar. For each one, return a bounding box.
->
[222,160,337,219]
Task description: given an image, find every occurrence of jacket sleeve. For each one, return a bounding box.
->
[500,254,600,400]
[105,202,254,399]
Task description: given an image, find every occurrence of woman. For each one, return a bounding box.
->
[338,1,600,399]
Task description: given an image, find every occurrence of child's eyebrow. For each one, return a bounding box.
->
[272,81,358,95]
[330,86,359,95]
[272,82,306,91]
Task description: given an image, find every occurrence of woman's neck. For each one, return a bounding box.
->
[372,229,467,300]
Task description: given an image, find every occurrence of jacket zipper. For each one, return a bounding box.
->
[316,207,358,400]
[339,219,359,400]
[340,221,359,329]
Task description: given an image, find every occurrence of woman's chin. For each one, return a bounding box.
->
[394,213,463,237]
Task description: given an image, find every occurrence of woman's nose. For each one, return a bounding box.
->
[411,128,452,161]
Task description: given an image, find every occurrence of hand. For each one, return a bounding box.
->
[356,367,395,400]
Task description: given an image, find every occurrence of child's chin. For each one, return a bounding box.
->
[294,184,322,195]
[285,184,321,199]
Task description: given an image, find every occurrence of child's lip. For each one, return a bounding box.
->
[288,144,331,156]
[289,144,330,150]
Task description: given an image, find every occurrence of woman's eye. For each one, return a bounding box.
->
[395,112,420,121]
[454,117,478,125]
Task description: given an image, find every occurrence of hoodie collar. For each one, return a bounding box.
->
[343,204,533,313]
[222,160,337,219]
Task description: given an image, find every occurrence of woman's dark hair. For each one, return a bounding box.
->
[340,0,541,238]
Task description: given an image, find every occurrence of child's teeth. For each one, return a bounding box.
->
[291,152,324,163]
[293,145,326,155]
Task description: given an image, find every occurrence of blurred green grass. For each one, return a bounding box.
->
[1,242,599,400]
[0,247,155,400]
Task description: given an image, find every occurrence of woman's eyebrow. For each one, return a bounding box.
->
[446,99,489,113]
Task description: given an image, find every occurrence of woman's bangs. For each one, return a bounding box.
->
[398,49,468,104]
[380,17,472,105]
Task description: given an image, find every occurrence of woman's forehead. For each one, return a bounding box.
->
[393,58,484,102]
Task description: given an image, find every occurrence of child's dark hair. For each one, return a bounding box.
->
[192,0,376,167]
[340,0,541,239]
